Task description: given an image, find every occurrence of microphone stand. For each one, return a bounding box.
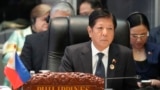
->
[106,76,139,80]
[104,76,113,90]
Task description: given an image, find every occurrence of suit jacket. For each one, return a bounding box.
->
[59,41,138,90]
[20,31,49,73]
[146,42,160,64]
[148,26,160,45]
[135,42,160,80]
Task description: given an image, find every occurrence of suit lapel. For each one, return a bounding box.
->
[107,44,119,78]
[80,41,92,73]
[79,42,120,76]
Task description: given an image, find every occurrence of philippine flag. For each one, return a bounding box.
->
[4,52,31,90]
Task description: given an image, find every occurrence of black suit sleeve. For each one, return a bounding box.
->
[59,46,74,72]
[20,35,33,71]
[124,48,138,89]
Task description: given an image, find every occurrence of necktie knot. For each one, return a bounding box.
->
[97,53,104,60]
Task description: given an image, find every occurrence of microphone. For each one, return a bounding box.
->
[104,75,141,90]
[106,75,141,80]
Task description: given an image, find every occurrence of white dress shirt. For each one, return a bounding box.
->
[91,42,109,77]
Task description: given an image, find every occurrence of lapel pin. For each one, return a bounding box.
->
[110,64,115,70]
[148,51,152,55]
[112,59,116,64]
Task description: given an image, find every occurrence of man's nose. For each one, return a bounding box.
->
[102,29,108,35]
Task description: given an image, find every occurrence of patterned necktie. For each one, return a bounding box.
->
[95,53,105,78]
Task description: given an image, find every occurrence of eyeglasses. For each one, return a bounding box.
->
[131,33,149,39]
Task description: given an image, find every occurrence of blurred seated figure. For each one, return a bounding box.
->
[148,26,160,45]
[79,0,102,16]
[20,1,75,73]
[23,72,104,90]
[127,12,160,89]
[2,3,51,86]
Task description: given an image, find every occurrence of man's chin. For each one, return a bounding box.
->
[135,46,144,49]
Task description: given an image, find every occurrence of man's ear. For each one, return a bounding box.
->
[87,26,92,38]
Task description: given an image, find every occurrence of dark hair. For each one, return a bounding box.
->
[89,9,117,29]
[81,0,103,10]
[126,12,150,31]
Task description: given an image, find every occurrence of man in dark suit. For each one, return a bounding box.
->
[59,9,138,90]
[20,1,75,73]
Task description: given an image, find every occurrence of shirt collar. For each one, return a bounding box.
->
[91,41,109,57]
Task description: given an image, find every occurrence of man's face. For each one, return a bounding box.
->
[34,13,49,33]
[79,2,94,16]
[88,17,114,51]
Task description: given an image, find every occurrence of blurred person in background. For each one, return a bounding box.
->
[2,3,51,86]
[20,1,75,73]
[127,12,160,89]
[79,0,103,16]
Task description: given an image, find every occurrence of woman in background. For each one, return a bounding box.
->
[2,3,51,86]
[127,12,160,89]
